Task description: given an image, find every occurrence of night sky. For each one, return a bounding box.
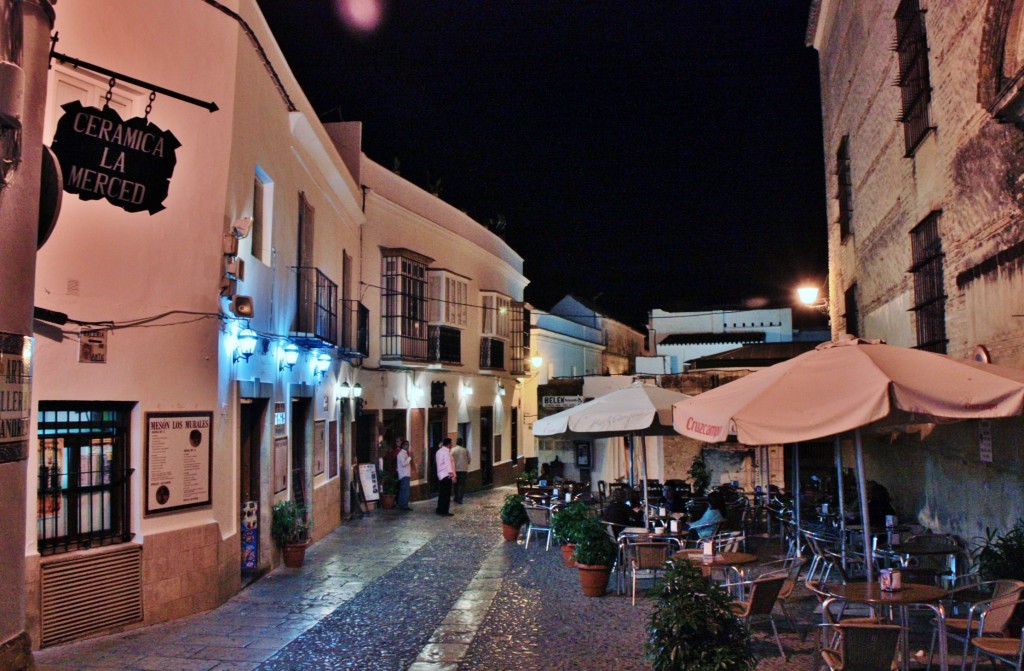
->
[255,0,827,328]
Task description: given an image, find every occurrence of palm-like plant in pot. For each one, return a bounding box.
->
[572,517,618,596]
[500,493,528,541]
[271,500,310,568]
[551,500,592,567]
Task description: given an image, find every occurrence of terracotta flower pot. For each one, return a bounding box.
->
[380,494,397,510]
[501,523,521,542]
[577,563,612,597]
[561,543,577,567]
[282,542,308,568]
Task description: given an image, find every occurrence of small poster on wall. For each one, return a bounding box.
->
[575,441,592,468]
[145,412,212,515]
[273,437,288,493]
[314,420,326,475]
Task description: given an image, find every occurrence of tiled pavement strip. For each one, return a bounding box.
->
[35,486,961,671]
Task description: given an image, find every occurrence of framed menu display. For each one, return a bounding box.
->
[145,412,212,515]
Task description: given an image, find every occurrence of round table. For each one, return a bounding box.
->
[822,582,949,671]
[675,550,759,579]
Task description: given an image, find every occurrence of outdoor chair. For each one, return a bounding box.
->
[523,504,553,550]
[751,557,807,633]
[819,623,903,671]
[724,574,789,659]
[805,581,879,646]
[969,624,1024,671]
[926,580,1024,671]
[625,540,676,606]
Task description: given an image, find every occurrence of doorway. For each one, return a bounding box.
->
[290,398,311,511]
[240,398,266,581]
[427,409,447,495]
[480,407,493,486]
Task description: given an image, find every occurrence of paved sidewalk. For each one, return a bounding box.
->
[36,486,953,671]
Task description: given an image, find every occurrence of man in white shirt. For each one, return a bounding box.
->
[396,440,412,511]
[435,438,455,516]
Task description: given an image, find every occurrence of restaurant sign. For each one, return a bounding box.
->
[50,101,181,215]
[542,395,583,409]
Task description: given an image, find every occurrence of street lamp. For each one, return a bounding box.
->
[797,285,829,314]
[234,328,258,363]
[279,343,299,370]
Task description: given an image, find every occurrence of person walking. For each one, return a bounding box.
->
[396,440,412,511]
[451,437,470,504]
[435,438,455,516]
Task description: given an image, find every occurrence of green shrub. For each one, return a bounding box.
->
[688,458,711,495]
[500,493,529,527]
[271,500,309,546]
[974,519,1024,581]
[551,500,593,545]
[379,469,399,495]
[646,559,755,671]
[571,518,618,566]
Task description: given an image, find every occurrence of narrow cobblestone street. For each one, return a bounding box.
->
[36,487,944,671]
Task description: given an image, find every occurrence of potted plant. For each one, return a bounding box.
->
[500,493,528,541]
[572,518,618,596]
[516,468,538,494]
[271,500,309,568]
[551,499,593,567]
[646,559,756,671]
[973,519,1024,580]
[379,469,399,509]
[688,457,711,495]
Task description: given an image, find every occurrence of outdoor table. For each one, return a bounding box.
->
[674,550,758,584]
[823,582,949,671]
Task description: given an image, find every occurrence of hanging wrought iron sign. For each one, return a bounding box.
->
[50,98,180,215]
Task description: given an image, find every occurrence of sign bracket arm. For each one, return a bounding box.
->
[49,35,219,113]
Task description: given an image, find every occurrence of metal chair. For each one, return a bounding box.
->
[927,580,1024,671]
[726,574,789,659]
[751,557,807,633]
[819,623,903,671]
[624,540,676,606]
[523,504,553,550]
[970,624,1024,671]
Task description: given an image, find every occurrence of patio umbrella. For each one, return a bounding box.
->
[533,382,690,525]
[672,334,1024,580]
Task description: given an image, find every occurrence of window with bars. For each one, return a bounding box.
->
[844,283,859,337]
[480,337,506,370]
[381,249,429,360]
[509,303,529,375]
[894,0,933,155]
[837,135,853,239]
[909,211,947,353]
[37,402,134,555]
[429,325,462,364]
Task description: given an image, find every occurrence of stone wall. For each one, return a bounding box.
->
[143,523,237,625]
[311,480,343,543]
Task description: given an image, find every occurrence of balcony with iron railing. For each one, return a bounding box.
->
[290,267,337,349]
[339,299,369,359]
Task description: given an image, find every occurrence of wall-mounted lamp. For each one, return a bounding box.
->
[497,382,506,396]
[338,381,352,399]
[409,385,424,401]
[462,383,474,396]
[234,328,258,363]
[530,355,543,369]
[797,285,829,314]
[352,382,363,398]
[279,343,300,371]
[314,351,332,379]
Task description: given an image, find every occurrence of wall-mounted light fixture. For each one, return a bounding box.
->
[352,382,363,398]
[409,385,424,402]
[797,284,829,314]
[234,328,258,363]
[279,343,299,371]
[338,381,352,399]
[530,355,544,369]
[497,382,506,396]
[314,351,332,379]
[462,383,474,396]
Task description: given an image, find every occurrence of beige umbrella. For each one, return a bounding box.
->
[672,335,1024,580]
[534,382,690,525]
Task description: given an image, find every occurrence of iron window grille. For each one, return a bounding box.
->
[339,299,369,358]
[909,211,947,353]
[37,402,134,556]
[381,251,428,360]
[837,135,853,239]
[844,283,859,338]
[480,337,506,370]
[894,0,934,155]
[510,303,529,375]
[292,266,338,347]
[429,325,462,365]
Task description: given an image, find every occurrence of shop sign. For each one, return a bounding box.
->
[542,395,583,409]
[0,333,31,463]
[50,101,181,215]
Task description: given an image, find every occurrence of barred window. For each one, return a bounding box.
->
[844,283,859,337]
[894,0,933,155]
[909,212,946,353]
[428,325,462,365]
[37,402,134,555]
[509,303,528,375]
[480,337,506,370]
[837,135,853,239]
[381,249,429,360]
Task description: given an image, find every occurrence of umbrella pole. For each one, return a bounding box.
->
[793,443,802,557]
[835,435,846,572]
[628,436,635,488]
[641,433,650,528]
[855,428,874,583]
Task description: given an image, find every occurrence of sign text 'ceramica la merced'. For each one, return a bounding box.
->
[50,100,181,215]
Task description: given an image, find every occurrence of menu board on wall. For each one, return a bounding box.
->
[314,420,326,476]
[145,412,212,515]
[328,420,339,479]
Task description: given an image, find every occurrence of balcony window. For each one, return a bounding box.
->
[429,325,462,364]
[480,337,505,370]
[510,303,528,375]
[292,267,337,347]
[381,248,431,360]
[481,292,510,338]
[428,270,469,328]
